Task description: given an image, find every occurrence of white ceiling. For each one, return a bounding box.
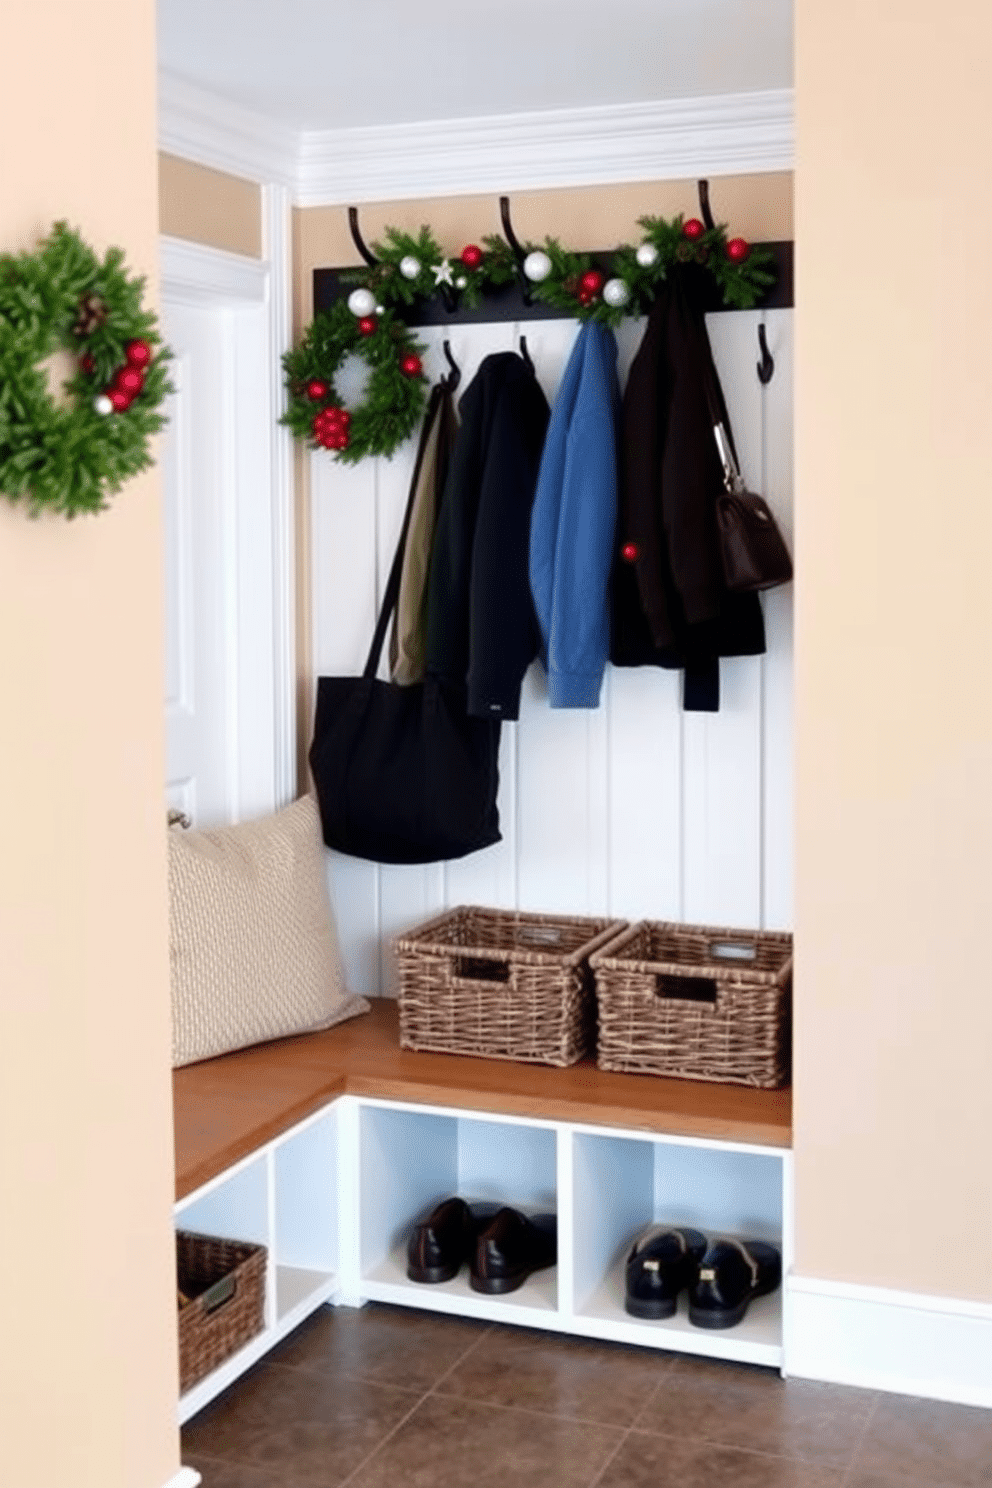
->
[157,0,793,133]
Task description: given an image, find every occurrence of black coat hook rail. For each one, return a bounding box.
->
[313,242,791,328]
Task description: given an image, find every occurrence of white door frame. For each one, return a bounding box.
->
[160,211,295,821]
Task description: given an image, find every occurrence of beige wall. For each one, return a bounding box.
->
[159,152,262,258]
[794,2,992,1298]
[0,7,180,1488]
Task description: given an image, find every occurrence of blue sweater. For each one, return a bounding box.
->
[528,321,619,707]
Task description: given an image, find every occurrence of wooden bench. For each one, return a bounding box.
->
[173,998,792,1419]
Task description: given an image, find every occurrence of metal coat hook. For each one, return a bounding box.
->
[347,207,377,266]
[757,322,775,385]
[442,339,461,390]
[518,335,534,374]
[697,179,715,231]
[499,195,534,306]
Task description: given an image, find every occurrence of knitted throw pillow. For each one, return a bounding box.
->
[168,794,368,1067]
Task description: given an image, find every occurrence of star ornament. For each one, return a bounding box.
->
[432,258,454,287]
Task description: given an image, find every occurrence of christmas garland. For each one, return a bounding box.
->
[343,213,775,326]
[282,298,428,464]
[286,212,774,465]
[0,222,171,517]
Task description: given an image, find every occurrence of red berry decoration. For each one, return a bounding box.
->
[621,541,640,563]
[580,269,604,295]
[401,354,423,377]
[726,237,750,263]
[578,289,593,306]
[125,338,152,369]
[357,316,377,336]
[460,244,484,268]
[80,353,95,376]
[114,366,144,398]
[307,379,329,400]
[683,218,705,240]
[109,389,131,412]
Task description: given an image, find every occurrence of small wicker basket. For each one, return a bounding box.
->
[395,906,627,1067]
[590,920,792,1089]
[176,1230,267,1393]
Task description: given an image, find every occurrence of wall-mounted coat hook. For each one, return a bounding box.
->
[697,179,715,231]
[518,334,534,374]
[757,322,775,385]
[442,339,461,390]
[500,195,534,307]
[348,207,378,266]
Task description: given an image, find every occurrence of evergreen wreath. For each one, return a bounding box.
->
[282,299,428,464]
[0,221,172,517]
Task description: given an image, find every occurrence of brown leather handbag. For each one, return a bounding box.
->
[711,421,793,592]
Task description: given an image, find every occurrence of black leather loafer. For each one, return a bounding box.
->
[406,1197,500,1283]
[687,1238,782,1329]
[469,1207,557,1294]
[624,1225,708,1319]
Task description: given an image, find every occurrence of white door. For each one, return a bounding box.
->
[163,299,235,827]
[160,234,294,830]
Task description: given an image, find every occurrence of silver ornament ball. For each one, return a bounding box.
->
[523,250,552,283]
[346,287,377,317]
[399,255,421,281]
[636,242,660,268]
[602,277,631,309]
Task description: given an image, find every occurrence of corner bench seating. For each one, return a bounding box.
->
[173,998,792,1418]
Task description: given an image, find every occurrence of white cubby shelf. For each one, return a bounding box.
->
[174,1090,792,1419]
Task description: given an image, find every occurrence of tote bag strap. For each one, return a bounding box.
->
[363,379,449,679]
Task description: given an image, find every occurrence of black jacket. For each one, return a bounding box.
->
[611,269,765,710]
[425,352,550,721]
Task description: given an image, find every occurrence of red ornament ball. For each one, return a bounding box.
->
[125,338,152,369]
[115,366,144,397]
[109,389,131,412]
[460,244,484,268]
[621,541,640,563]
[580,269,604,295]
[683,218,705,240]
[307,379,329,400]
[726,237,750,263]
[80,353,95,376]
[357,316,377,336]
[578,289,593,306]
[401,354,423,377]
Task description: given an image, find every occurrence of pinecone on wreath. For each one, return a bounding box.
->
[73,292,108,336]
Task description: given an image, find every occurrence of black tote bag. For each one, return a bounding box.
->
[309,383,502,865]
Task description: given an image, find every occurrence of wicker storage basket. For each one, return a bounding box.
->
[590,920,793,1089]
[395,906,626,1067]
[176,1230,267,1393]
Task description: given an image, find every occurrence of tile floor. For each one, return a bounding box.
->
[182,1304,992,1488]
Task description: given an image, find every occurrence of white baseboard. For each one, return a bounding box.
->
[785,1273,992,1407]
[164,1469,202,1488]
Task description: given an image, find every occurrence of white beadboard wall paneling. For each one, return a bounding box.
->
[311,445,380,997]
[311,316,794,995]
[760,310,795,932]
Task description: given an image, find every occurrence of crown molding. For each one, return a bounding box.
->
[159,76,793,205]
[296,89,794,206]
[158,71,298,189]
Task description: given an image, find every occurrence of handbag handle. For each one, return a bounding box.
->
[363,380,450,679]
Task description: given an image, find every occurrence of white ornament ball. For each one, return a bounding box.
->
[375,304,385,314]
[93,394,113,416]
[347,287,377,317]
[636,242,660,268]
[456,276,468,289]
[523,250,552,283]
[602,277,631,309]
[399,255,421,281]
